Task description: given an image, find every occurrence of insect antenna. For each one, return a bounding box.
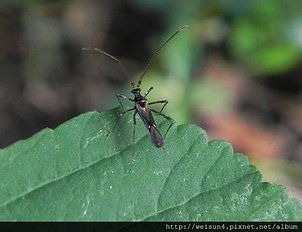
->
[82,47,131,80]
[136,24,188,88]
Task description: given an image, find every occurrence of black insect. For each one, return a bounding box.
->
[83,25,188,148]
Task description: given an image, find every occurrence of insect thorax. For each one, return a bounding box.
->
[138,99,147,107]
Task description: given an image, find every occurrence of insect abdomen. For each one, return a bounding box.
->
[150,126,164,148]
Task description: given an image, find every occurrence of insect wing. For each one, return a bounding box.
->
[150,126,164,148]
[136,102,155,128]
[136,103,164,148]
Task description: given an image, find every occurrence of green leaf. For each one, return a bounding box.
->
[0,108,301,221]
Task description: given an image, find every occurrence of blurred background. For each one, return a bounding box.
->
[0,0,301,201]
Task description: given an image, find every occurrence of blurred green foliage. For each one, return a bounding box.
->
[136,0,302,76]
[230,0,302,75]
[131,0,302,124]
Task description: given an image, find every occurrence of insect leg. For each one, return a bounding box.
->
[106,107,135,136]
[144,86,154,97]
[132,111,137,155]
[132,111,137,145]
[151,109,174,139]
[116,94,133,107]
[149,100,168,113]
